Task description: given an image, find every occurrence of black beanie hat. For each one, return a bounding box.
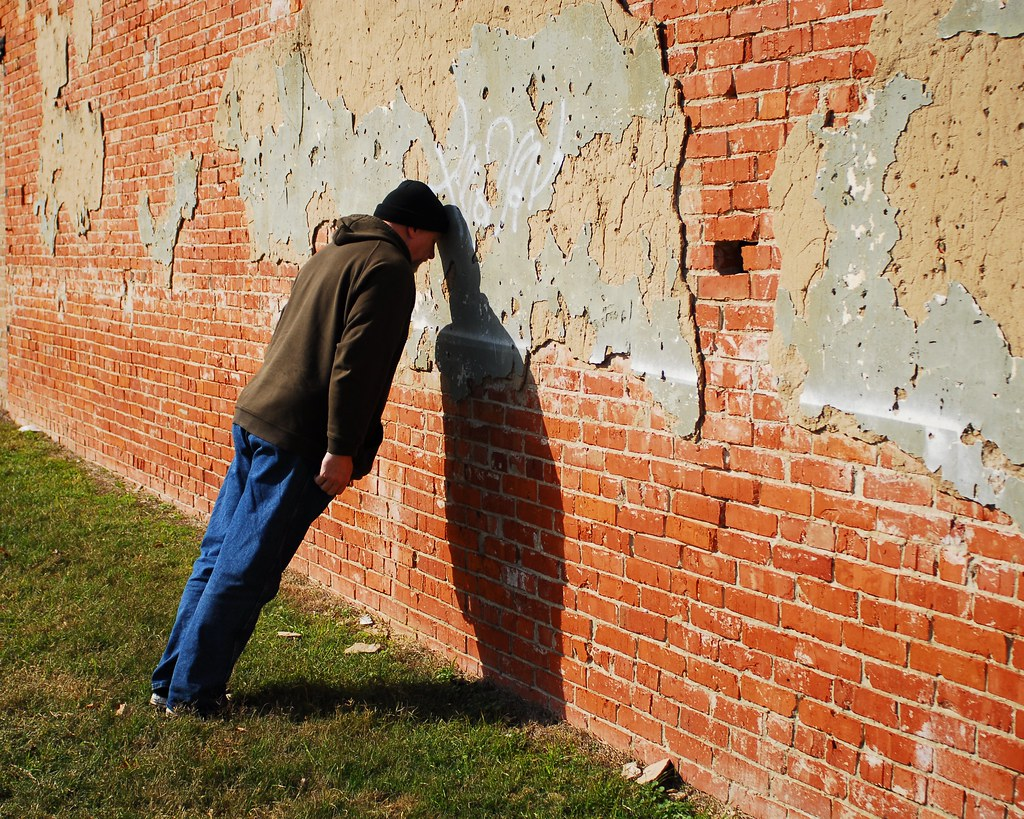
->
[374,180,449,234]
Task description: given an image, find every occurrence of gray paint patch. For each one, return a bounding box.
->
[938,0,1024,38]
[216,4,698,432]
[138,152,200,285]
[216,42,428,263]
[777,75,1024,522]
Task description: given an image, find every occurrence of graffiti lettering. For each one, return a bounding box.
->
[435,97,567,237]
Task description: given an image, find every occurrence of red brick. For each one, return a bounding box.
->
[666,516,718,550]
[967,526,1024,563]
[733,60,788,93]
[798,576,856,616]
[790,0,852,24]
[731,181,771,210]
[936,748,1016,802]
[791,456,855,491]
[674,12,730,42]
[701,155,758,185]
[752,27,811,61]
[759,481,812,515]
[778,613,842,659]
[682,68,736,100]
[799,699,863,746]
[704,412,754,444]
[724,501,779,537]
[813,491,877,531]
[898,575,970,617]
[705,212,759,242]
[574,493,619,525]
[863,470,934,506]
[756,90,788,122]
[934,616,1010,663]
[653,0,698,18]
[774,543,834,580]
[4,3,1017,815]
[667,47,699,74]
[835,558,896,599]
[811,15,874,50]
[729,0,786,34]
[910,643,987,691]
[860,598,931,640]
[703,469,759,503]
[696,38,748,70]
[974,596,1024,636]
[791,52,853,86]
[740,675,798,717]
[728,122,787,153]
[729,448,782,479]
[724,585,779,624]
[853,46,877,78]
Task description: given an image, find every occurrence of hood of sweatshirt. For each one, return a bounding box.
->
[331,214,411,262]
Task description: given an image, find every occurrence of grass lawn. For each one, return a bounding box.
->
[0,415,716,818]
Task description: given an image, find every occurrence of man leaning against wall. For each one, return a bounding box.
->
[150,180,449,716]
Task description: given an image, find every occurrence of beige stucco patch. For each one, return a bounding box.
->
[299,0,622,131]
[872,4,1024,354]
[71,0,102,65]
[34,3,104,252]
[767,122,829,315]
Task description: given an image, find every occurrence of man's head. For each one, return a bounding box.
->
[374,180,449,268]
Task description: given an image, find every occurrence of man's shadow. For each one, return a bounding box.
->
[435,209,567,717]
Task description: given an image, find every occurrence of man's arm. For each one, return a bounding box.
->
[326,260,415,460]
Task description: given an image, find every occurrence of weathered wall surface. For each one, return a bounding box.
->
[771,1,1024,527]
[1,1,1021,817]
[213,1,699,430]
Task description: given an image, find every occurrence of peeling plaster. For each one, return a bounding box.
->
[771,5,1024,524]
[872,4,1024,353]
[269,0,291,22]
[71,0,102,64]
[939,0,1024,38]
[35,1,69,98]
[138,152,200,285]
[143,34,159,78]
[34,4,104,253]
[215,1,698,433]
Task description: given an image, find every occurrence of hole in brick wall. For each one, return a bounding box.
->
[713,241,753,275]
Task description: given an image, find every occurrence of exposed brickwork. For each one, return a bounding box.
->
[2,2,1021,818]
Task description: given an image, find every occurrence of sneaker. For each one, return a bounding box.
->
[150,690,168,709]
[164,693,232,719]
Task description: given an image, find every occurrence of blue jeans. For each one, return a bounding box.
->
[151,425,332,711]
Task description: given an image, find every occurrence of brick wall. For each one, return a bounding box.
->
[2,2,1021,818]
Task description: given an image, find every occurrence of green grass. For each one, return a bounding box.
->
[0,415,708,818]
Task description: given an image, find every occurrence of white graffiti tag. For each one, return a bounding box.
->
[435,97,567,237]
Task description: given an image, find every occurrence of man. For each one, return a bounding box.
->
[151,180,449,716]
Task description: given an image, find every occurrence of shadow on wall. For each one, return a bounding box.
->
[436,208,568,717]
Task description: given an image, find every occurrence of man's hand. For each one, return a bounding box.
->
[316,453,353,496]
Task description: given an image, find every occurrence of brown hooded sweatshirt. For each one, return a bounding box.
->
[233,215,416,478]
